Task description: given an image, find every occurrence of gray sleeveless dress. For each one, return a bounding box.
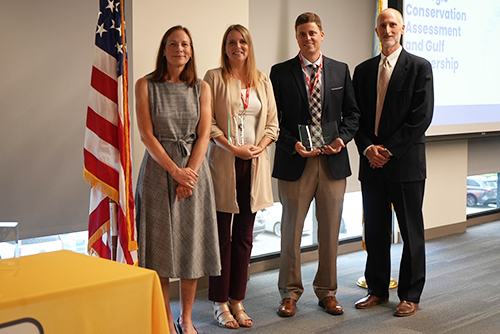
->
[135,77,221,279]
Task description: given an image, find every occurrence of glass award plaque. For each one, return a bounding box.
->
[228,115,246,146]
[298,121,339,151]
[0,222,19,270]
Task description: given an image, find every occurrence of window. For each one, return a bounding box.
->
[251,191,363,258]
[0,231,88,260]
[466,173,499,215]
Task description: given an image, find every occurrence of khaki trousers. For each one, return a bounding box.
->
[278,155,346,301]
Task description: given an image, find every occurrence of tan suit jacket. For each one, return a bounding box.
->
[204,68,279,213]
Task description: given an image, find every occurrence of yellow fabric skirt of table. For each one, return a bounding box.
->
[0,250,169,334]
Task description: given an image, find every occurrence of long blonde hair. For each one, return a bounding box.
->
[220,24,262,90]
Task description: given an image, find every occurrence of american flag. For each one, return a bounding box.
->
[83,0,137,264]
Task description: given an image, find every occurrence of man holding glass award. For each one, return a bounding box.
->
[270,12,360,317]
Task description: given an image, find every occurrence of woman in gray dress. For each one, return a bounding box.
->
[135,26,220,334]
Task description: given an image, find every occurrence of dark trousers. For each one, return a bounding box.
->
[362,170,426,303]
[209,158,256,302]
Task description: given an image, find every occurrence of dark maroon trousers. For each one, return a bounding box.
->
[209,158,256,302]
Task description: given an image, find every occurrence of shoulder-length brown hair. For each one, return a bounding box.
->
[220,24,262,90]
[149,25,198,87]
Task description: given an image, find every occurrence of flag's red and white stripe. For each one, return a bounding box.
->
[83,0,136,264]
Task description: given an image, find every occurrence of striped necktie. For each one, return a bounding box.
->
[309,64,323,148]
[375,57,390,136]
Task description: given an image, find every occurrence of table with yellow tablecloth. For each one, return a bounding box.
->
[0,250,169,333]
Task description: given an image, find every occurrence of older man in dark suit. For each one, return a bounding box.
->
[352,8,434,317]
[270,12,359,317]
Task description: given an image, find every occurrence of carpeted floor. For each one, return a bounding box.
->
[171,220,500,333]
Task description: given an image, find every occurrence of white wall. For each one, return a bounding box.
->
[249,0,374,76]
[248,0,373,195]
[131,0,249,180]
[424,140,468,229]
[0,0,489,241]
[0,1,96,239]
[248,0,469,230]
[468,137,500,176]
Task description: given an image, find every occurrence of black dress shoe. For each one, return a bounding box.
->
[277,298,296,317]
[355,294,389,309]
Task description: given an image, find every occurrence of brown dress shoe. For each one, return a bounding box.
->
[277,298,296,317]
[355,294,389,309]
[318,296,344,315]
[394,300,419,317]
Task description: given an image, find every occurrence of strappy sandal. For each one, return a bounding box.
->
[213,302,239,329]
[228,299,253,327]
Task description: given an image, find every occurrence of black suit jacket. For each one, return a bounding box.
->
[270,55,360,181]
[353,49,434,183]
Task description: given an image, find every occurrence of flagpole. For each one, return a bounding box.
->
[109,199,118,261]
[84,0,137,264]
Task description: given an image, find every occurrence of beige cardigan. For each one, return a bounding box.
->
[204,68,279,214]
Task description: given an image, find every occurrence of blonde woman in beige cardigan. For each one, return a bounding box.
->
[204,24,279,329]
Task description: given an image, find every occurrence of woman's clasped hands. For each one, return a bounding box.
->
[232,144,265,160]
[173,167,199,201]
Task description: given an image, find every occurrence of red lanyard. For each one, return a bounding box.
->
[231,74,251,116]
[299,51,322,100]
[241,83,251,114]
